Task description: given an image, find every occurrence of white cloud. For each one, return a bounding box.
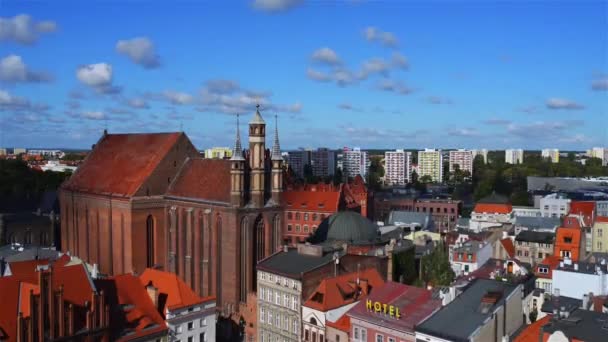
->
[306,68,331,82]
[0,54,52,83]
[127,97,149,109]
[333,69,357,87]
[0,89,49,112]
[0,14,57,44]
[376,79,412,95]
[448,128,479,137]
[546,98,584,110]
[311,47,341,65]
[592,77,608,91]
[205,79,241,94]
[359,58,390,79]
[364,26,399,48]
[81,111,106,120]
[391,52,409,69]
[252,0,303,12]
[76,63,121,94]
[163,90,193,105]
[116,37,161,69]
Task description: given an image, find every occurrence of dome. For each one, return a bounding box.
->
[310,211,379,244]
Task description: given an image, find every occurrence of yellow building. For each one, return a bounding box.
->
[592,218,608,253]
[204,147,233,159]
[417,149,443,182]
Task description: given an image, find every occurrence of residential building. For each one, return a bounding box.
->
[469,193,513,232]
[385,211,434,231]
[493,236,515,260]
[59,108,285,318]
[287,149,311,178]
[587,147,608,166]
[449,149,473,175]
[540,309,608,341]
[415,279,524,342]
[0,148,6,156]
[554,217,586,262]
[592,216,608,253]
[597,200,608,217]
[204,146,232,159]
[27,149,64,158]
[505,149,524,164]
[373,194,461,231]
[539,193,571,218]
[535,255,561,294]
[311,148,336,178]
[302,268,384,342]
[450,240,492,276]
[325,314,350,342]
[343,147,369,179]
[514,230,555,265]
[417,149,443,183]
[39,160,78,172]
[541,148,560,163]
[140,268,216,342]
[348,282,442,342]
[384,149,412,185]
[512,206,542,218]
[552,258,608,299]
[471,149,488,164]
[512,216,560,235]
[13,148,26,155]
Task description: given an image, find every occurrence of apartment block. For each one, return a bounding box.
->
[471,149,488,164]
[310,148,336,178]
[287,149,311,178]
[449,149,473,175]
[384,149,412,185]
[204,146,232,159]
[417,149,443,183]
[505,149,524,164]
[343,147,369,179]
[541,148,560,163]
[587,147,608,166]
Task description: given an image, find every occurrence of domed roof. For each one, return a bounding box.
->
[310,211,379,244]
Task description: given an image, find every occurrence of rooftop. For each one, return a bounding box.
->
[166,158,231,203]
[556,260,608,275]
[541,309,608,341]
[515,230,555,244]
[257,246,343,279]
[139,268,215,312]
[513,216,561,230]
[283,183,342,212]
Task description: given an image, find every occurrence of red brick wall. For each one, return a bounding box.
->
[284,209,333,245]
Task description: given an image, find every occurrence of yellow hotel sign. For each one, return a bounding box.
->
[366,300,401,318]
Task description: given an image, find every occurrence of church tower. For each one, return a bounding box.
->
[249,105,266,207]
[271,115,283,204]
[230,114,245,207]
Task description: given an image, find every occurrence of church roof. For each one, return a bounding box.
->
[250,106,265,124]
[166,158,232,203]
[61,132,183,197]
[310,211,380,244]
[139,268,214,311]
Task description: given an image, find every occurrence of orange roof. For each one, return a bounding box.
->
[500,238,515,258]
[62,132,184,197]
[53,264,95,306]
[473,203,513,214]
[513,315,551,342]
[570,201,595,226]
[536,255,561,279]
[283,183,342,212]
[166,158,231,203]
[95,274,167,341]
[7,259,49,284]
[139,268,214,311]
[596,216,608,223]
[304,268,384,312]
[326,313,351,333]
[0,277,20,342]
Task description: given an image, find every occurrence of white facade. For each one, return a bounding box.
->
[587,147,608,166]
[167,300,216,342]
[471,149,488,164]
[540,194,571,218]
[302,302,357,342]
[27,149,65,158]
[469,211,512,232]
[505,149,524,164]
[13,148,26,155]
[541,149,560,163]
[39,160,78,173]
[450,242,492,276]
[384,149,412,185]
[552,261,608,299]
[343,147,369,179]
[449,149,473,175]
[258,270,302,342]
[418,149,443,183]
[512,206,542,217]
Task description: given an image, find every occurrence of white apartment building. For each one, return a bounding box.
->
[343,147,369,179]
[471,149,488,164]
[540,193,571,218]
[449,149,473,175]
[552,259,608,300]
[588,147,608,166]
[257,270,302,342]
[27,149,65,158]
[384,149,412,185]
[541,149,560,163]
[505,149,524,164]
[13,148,26,155]
[418,149,443,183]
[0,148,6,156]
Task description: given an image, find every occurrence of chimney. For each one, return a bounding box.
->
[92,264,99,279]
[582,294,589,309]
[574,263,578,271]
[146,282,159,310]
[502,231,508,239]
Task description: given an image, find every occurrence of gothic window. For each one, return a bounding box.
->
[146,215,155,267]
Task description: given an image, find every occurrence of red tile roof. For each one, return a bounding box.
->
[166,158,231,203]
[536,255,561,279]
[473,203,513,214]
[283,183,342,212]
[62,133,183,197]
[139,268,214,311]
[95,274,167,341]
[513,315,551,342]
[569,201,595,226]
[326,314,351,333]
[347,282,441,334]
[500,238,515,258]
[304,268,384,312]
[7,259,49,284]
[0,277,20,342]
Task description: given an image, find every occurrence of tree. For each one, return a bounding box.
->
[529,307,538,323]
[420,243,455,287]
[419,175,433,184]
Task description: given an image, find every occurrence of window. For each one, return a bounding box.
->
[288,212,293,220]
[200,318,206,326]
[296,213,301,220]
[261,272,266,280]
[538,267,548,274]
[304,225,309,233]
[361,329,367,340]
[388,338,395,342]
[268,311,273,326]
[464,265,469,272]
[564,237,572,243]
[296,225,301,232]
[287,224,292,232]
[524,251,529,257]
[283,277,288,286]
[538,252,543,258]
[260,307,266,323]
[188,322,193,330]
[313,213,318,221]
[354,328,359,339]
[199,333,206,342]
[188,337,193,342]
[599,241,603,250]
[599,229,603,237]
[467,254,472,261]
[260,287,265,301]
[517,250,522,257]
[284,294,289,307]
[304,213,309,221]
[177,325,183,333]
[269,274,273,282]
[284,315,289,330]
[293,320,298,334]
[336,336,340,342]
[305,330,309,341]
[276,313,280,327]
[561,250,571,258]
[276,292,281,305]
[376,334,384,342]
[292,295,298,310]
[267,289,272,302]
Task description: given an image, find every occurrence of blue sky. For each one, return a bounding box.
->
[0,0,606,150]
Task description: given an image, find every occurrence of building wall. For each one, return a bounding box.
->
[285,209,332,245]
[540,195,571,218]
[168,300,216,342]
[302,307,327,342]
[417,149,442,183]
[505,149,524,164]
[471,285,523,342]
[414,200,460,231]
[257,271,302,342]
[287,150,311,178]
[592,221,608,253]
[343,148,369,179]
[449,149,473,175]
[515,240,554,265]
[471,149,488,164]
[351,316,416,342]
[385,150,411,185]
[541,149,560,163]
[552,268,608,299]
[536,278,552,294]
[596,201,608,217]
[512,207,542,218]
[325,325,348,342]
[311,148,336,178]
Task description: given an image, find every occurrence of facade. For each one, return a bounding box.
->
[535,255,560,294]
[514,230,555,266]
[13,148,26,155]
[384,149,412,185]
[0,148,7,156]
[347,282,442,342]
[415,279,523,342]
[469,193,513,232]
[587,147,607,166]
[450,240,492,276]
[415,199,460,232]
[541,148,559,163]
[552,258,608,299]
[0,211,59,248]
[539,193,571,218]
[505,149,524,164]
[343,147,369,179]
[448,149,473,175]
[204,147,232,159]
[597,201,608,217]
[287,149,311,178]
[417,149,443,183]
[471,149,488,164]
[592,216,608,253]
[554,216,586,262]
[140,268,216,342]
[311,148,336,178]
[59,108,285,318]
[512,206,541,218]
[27,149,64,158]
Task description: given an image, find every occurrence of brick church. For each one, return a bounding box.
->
[59,106,284,315]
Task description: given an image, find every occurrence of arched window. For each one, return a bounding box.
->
[146,215,155,268]
[310,317,317,326]
[254,215,265,262]
[272,215,281,253]
[24,231,32,245]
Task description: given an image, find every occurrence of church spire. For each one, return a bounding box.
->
[231,114,244,161]
[271,114,282,161]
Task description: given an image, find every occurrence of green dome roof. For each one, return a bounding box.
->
[310,211,379,244]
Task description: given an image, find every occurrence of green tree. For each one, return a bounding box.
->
[529,307,538,323]
[420,243,455,287]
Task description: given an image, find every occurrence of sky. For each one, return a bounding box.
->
[0,0,607,151]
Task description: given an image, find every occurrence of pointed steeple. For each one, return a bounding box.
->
[231,114,244,160]
[271,114,282,161]
[250,104,265,124]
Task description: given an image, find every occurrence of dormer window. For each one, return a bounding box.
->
[564,237,572,243]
